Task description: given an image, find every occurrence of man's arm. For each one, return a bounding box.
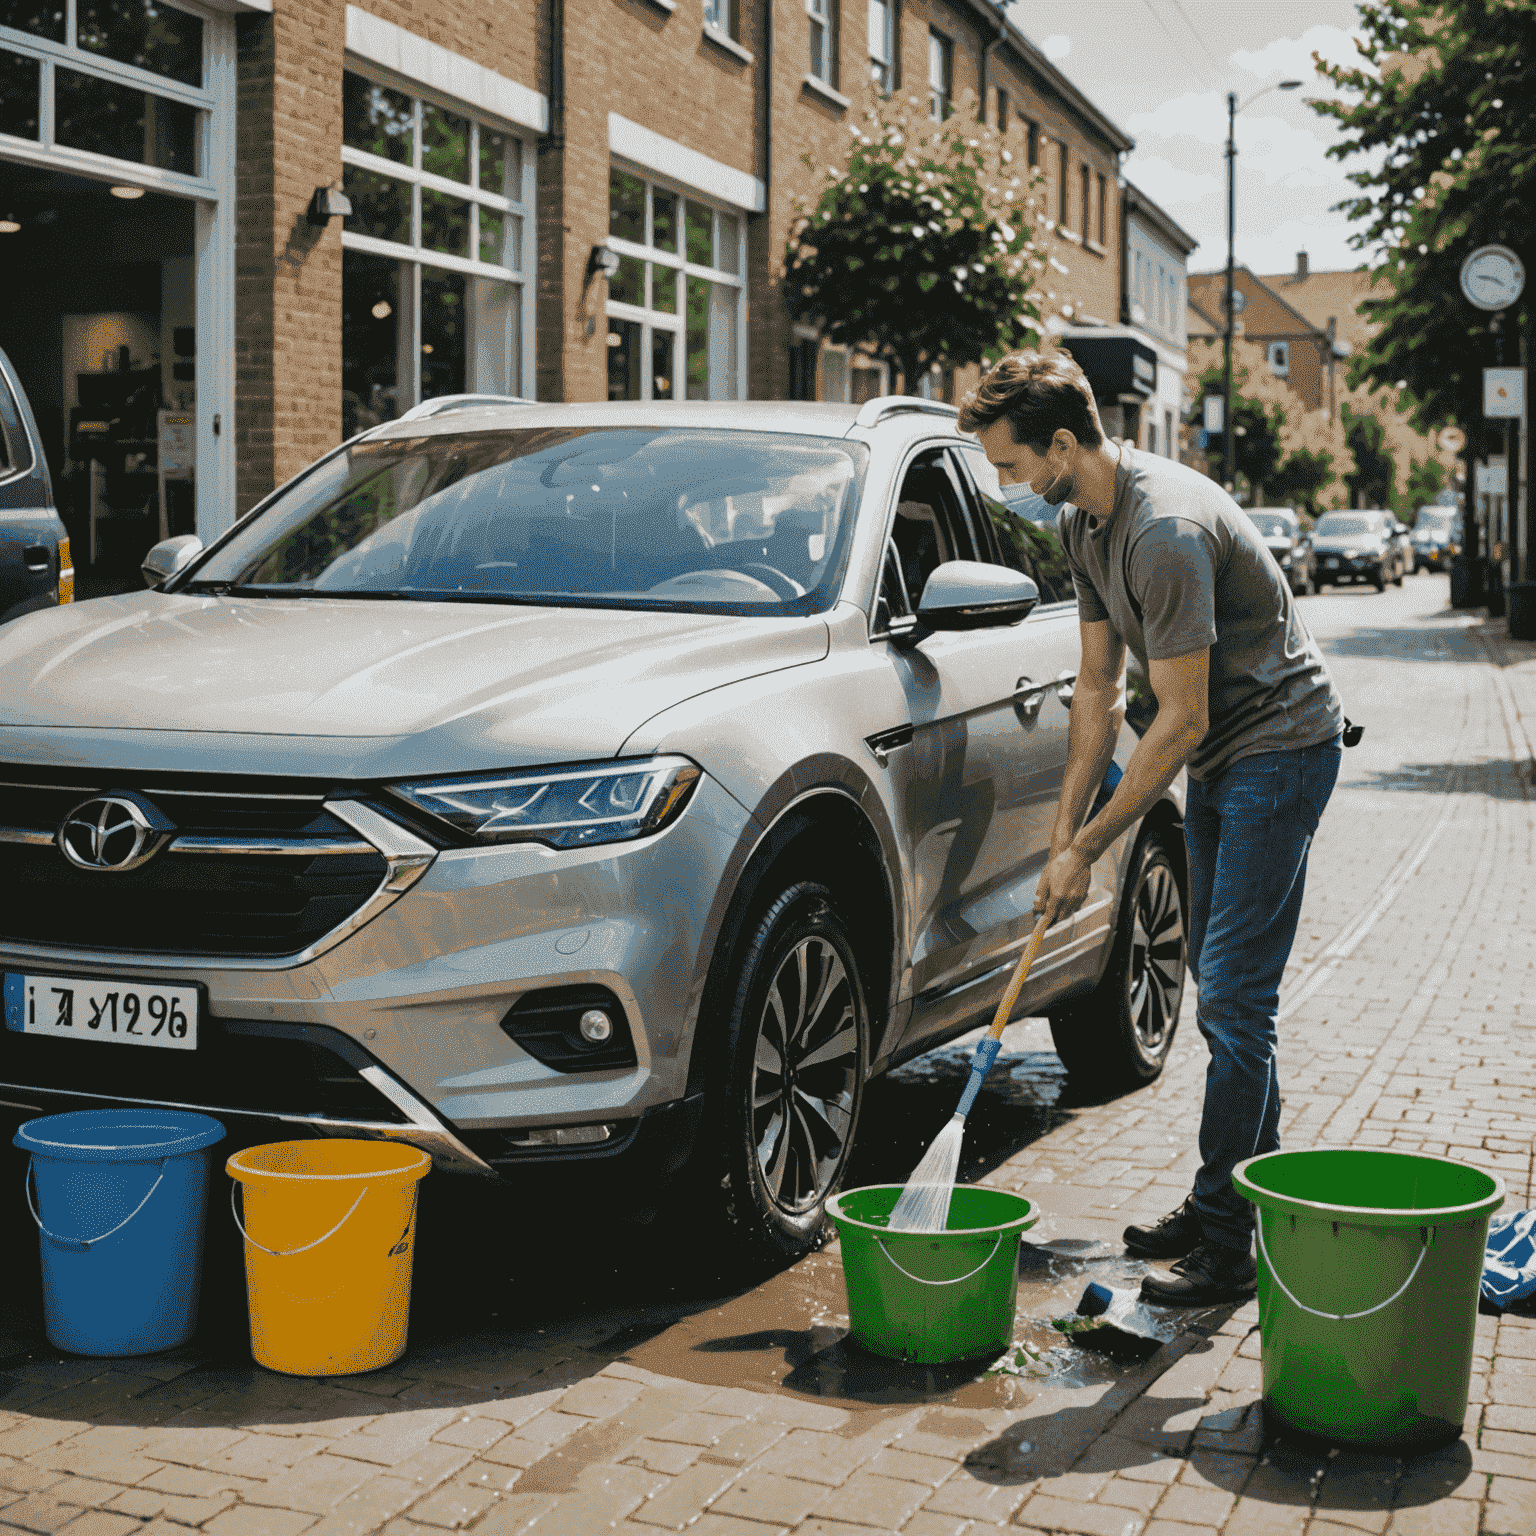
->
[1036,646,1209,926]
[1048,617,1125,862]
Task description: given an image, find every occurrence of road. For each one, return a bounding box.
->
[3,569,1535,1536]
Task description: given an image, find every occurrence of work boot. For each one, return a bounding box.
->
[1139,1240,1258,1306]
[1123,1197,1202,1259]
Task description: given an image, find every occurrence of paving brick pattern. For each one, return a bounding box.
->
[3,584,1534,1535]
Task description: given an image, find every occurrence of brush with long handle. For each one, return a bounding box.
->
[887,912,1051,1234]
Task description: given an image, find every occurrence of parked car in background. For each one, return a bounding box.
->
[0,397,1189,1262]
[1412,507,1461,572]
[1310,510,1399,592]
[0,345,72,625]
[1245,507,1313,596]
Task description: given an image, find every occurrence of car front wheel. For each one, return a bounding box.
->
[708,881,867,1265]
[1049,830,1186,1087]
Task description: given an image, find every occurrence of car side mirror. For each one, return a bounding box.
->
[912,560,1038,633]
[141,534,203,588]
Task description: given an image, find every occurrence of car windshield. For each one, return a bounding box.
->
[1314,513,1379,538]
[1247,512,1294,538]
[187,428,867,614]
[1417,510,1454,532]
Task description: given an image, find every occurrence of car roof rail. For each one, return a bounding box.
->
[396,393,537,421]
[853,395,962,430]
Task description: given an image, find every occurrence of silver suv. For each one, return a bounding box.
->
[0,399,1187,1260]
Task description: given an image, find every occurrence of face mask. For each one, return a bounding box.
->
[1032,457,1075,507]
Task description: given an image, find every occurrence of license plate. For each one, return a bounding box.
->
[4,972,199,1050]
[1323,558,1339,567]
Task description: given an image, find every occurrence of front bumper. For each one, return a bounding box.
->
[1,775,751,1180]
[1315,553,1384,581]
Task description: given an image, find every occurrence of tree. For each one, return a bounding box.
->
[785,86,1047,388]
[1404,457,1447,513]
[1313,1,1534,435]
[1341,402,1397,510]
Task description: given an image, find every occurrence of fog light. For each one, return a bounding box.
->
[579,1008,614,1044]
[506,1123,615,1148]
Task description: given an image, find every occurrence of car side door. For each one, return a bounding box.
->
[872,445,1041,1031]
[0,350,66,626]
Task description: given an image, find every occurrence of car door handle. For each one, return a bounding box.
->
[1055,671,1076,706]
[1014,676,1051,723]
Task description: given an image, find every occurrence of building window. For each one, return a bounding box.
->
[808,0,833,83]
[1097,173,1107,245]
[1057,142,1068,225]
[1147,421,1157,455]
[928,30,951,121]
[852,359,887,404]
[340,70,531,432]
[1026,120,1039,167]
[995,88,1009,135]
[790,337,819,400]
[606,166,745,402]
[1165,409,1175,458]
[1079,163,1090,239]
[1267,341,1290,377]
[868,0,894,89]
[704,0,732,35]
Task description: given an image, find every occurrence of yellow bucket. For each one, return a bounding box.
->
[227,1139,431,1376]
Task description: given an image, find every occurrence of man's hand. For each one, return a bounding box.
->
[1035,842,1091,928]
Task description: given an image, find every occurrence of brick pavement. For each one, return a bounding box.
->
[4,581,1536,1536]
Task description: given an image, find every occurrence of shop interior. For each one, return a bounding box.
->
[0,166,197,597]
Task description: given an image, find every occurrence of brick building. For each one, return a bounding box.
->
[0,0,1136,563]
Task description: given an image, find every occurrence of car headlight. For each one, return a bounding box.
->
[390,756,702,849]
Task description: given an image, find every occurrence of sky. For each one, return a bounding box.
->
[1006,0,1380,278]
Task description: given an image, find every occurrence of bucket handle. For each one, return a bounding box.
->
[231,1180,368,1257]
[26,1158,165,1251]
[875,1232,1003,1287]
[1257,1214,1428,1321]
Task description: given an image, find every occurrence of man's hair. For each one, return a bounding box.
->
[958,349,1103,452]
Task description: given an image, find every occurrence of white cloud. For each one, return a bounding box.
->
[1041,33,1071,61]
[1122,155,1219,210]
[1230,24,1373,83]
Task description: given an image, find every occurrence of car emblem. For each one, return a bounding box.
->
[57,796,172,873]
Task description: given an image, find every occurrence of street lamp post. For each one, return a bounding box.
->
[1223,80,1302,498]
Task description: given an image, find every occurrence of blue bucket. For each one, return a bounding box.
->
[16,1109,225,1356]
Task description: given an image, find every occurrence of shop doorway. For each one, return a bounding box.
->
[0,169,197,596]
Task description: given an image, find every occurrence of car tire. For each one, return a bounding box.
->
[1375,572,1387,591]
[706,880,868,1267]
[1048,830,1187,1088]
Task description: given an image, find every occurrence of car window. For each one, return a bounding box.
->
[187,427,868,616]
[1314,513,1380,538]
[956,446,1074,606]
[881,449,977,617]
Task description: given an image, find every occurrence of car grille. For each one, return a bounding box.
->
[0,767,389,958]
[0,1015,409,1123]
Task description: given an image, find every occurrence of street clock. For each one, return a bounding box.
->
[1459,245,1525,311]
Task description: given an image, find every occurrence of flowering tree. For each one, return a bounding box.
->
[785,86,1048,390]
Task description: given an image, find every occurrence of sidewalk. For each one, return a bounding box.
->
[3,591,1534,1536]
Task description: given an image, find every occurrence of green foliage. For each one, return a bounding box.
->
[1314,0,1535,431]
[1269,450,1338,516]
[785,86,1046,387]
[1404,457,1447,513]
[1188,358,1286,500]
[1342,402,1398,511]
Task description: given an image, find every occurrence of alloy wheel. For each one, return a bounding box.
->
[749,936,860,1213]
[1126,861,1185,1055]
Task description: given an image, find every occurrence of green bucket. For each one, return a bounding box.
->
[1233,1149,1504,1450]
[826,1184,1036,1365]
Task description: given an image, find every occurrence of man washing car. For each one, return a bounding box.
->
[963,350,1345,1304]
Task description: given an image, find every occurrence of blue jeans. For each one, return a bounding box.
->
[1184,737,1342,1251]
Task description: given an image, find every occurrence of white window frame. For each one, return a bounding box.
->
[807,0,832,84]
[928,29,951,121]
[704,0,732,38]
[868,0,893,89]
[1268,340,1290,378]
[606,161,748,403]
[0,0,237,540]
[339,63,537,408]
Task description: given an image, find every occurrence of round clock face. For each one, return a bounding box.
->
[1460,245,1525,311]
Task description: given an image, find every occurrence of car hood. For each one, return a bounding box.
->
[1262,534,1294,552]
[1311,534,1385,553]
[0,592,829,769]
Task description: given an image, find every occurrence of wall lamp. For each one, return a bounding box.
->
[307,183,353,226]
[586,243,620,283]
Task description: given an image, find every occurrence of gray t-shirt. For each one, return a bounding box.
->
[1061,443,1342,781]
